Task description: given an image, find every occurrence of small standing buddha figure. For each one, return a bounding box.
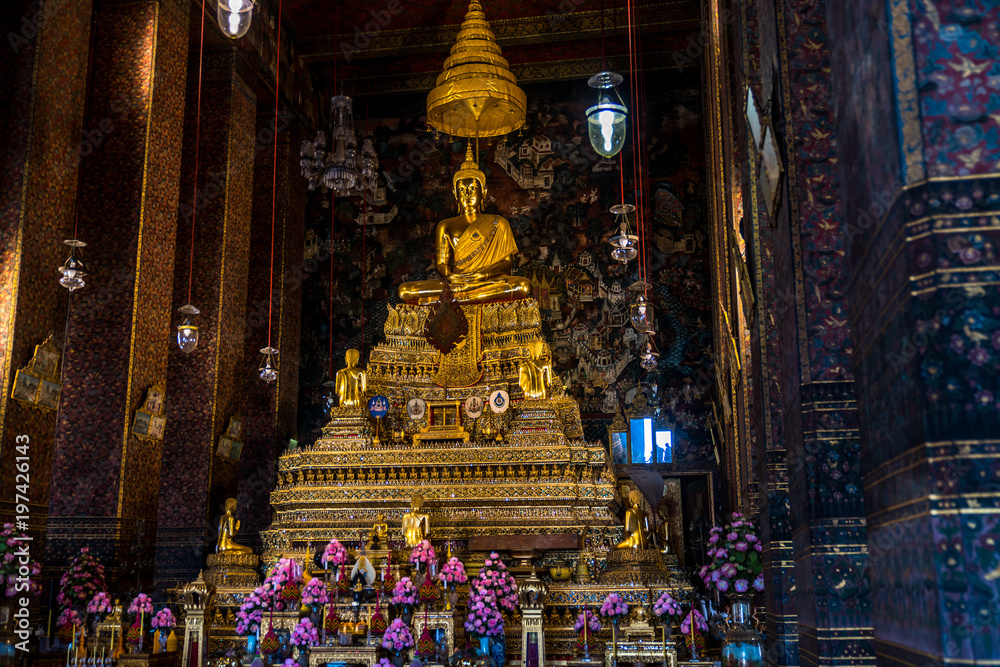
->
[518,339,553,399]
[397,145,531,305]
[367,513,389,551]
[401,493,430,547]
[614,490,651,550]
[217,498,253,554]
[335,349,366,408]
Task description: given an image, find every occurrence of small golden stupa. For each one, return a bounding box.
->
[426,0,527,138]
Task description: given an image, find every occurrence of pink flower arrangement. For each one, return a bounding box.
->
[262,557,303,603]
[381,618,415,652]
[301,578,330,606]
[377,659,394,667]
[56,547,105,610]
[57,608,81,628]
[680,609,708,634]
[599,593,629,623]
[87,592,112,615]
[235,586,269,635]
[321,540,349,568]
[0,524,42,598]
[697,512,763,595]
[290,617,319,650]
[391,577,417,607]
[463,584,505,638]
[652,592,682,620]
[409,540,436,567]
[470,553,518,611]
[151,608,175,629]
[574,609,601,633]
[437,557,467,585]
[129,594,153,615]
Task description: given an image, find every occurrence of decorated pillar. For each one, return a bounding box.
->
[235,119,305,551]
[44,0,189,583]
[0,0,90,539]
[154,47,258,589]
[181,572,215,667]
[828,1,1000,662]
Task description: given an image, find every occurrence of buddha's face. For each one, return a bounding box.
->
[455,178,484,212]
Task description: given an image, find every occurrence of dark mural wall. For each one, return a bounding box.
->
[296,72,715,465]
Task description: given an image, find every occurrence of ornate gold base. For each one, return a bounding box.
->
[204,551,260,588]
[602,549,672,586]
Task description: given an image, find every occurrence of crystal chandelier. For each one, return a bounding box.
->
[639,341,659,370]
[300,94,360,195]
[608,203,638,263]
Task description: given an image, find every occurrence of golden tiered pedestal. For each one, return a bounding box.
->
[262,299,617,554]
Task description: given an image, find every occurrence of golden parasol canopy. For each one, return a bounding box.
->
[426,0,526,138]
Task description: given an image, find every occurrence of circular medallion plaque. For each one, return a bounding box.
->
[488,390,510,414]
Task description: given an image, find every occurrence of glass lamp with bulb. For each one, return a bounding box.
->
[177,304,201,354]
[586,71,628,158]
[217,0,254,39]
[608,204,638,263]
[639,342,659,370]
[58,240,88,292]
[630,295,655,334]
[259,346,279,383]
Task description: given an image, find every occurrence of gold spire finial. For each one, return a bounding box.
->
[426,0,526,138]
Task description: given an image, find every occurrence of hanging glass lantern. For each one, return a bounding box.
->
[58,239,88,292]
[608,204,638,263]
[358,137,379,191]
[217,0,254,39]
[177,304,201,354]
[323,379,338,412]
[631,295,655,334]
[259,346,279,383]
[639,341,659,370]
[322,95,359,196]
[586,71,628,158]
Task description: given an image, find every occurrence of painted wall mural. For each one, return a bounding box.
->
[296,73,715,465]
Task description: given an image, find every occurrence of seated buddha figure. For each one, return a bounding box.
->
[398,146,531,306]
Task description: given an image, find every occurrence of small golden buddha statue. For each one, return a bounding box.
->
[401,493,430,547]
[614,490,650,550]
[335,349,366,408]
[216,498,253,554]
[366,513,389,551]
[518,340,552,399]
[398,145,531,305]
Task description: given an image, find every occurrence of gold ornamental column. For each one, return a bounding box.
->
[45,0,189,584]
[519,570,547,667]
[154,47,257,588]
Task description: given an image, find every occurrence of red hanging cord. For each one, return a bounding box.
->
[267,0,284,349]
[187,0,207,304]
[625,0,645,285]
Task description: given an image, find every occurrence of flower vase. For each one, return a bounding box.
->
[393,651,406,667]
[401,606,413,626]
[478,636,489,658]
[245,632,258,660]
[158,633,168,653]
[720,596,764,667]
[297,650,310,667]
[446,584,458,611]
[489,632,506,667]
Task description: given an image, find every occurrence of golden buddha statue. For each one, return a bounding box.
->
[401,493,430,547]
[217,498,253,554]
[366,513,389,551]
[335,349,366,408]
[518,340,552,399]
[614,490,650,550]
[398,145,531,305]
